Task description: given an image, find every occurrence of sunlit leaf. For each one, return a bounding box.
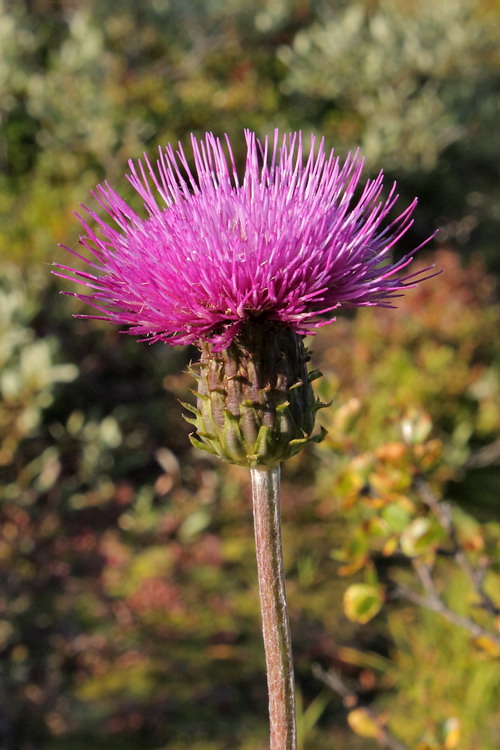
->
[343,583,383,624]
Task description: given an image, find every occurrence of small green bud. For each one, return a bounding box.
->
[184,323,327,467]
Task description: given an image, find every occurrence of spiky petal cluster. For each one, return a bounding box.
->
[55,130,432,351]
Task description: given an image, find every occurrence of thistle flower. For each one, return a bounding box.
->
[55,130,433,466]
[57,130,430,348]
[55,131,435,748]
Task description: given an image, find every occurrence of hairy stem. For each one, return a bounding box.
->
[251,466,297,750]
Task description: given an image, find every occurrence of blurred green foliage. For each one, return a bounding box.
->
[0,0,499,749]
[1,0,499,267]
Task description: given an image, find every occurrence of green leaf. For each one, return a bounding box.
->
[343,583,383,624]
[401,408,433,445]
[382,502,412,532]
[400,518,443,557]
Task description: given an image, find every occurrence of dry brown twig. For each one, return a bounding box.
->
[389,478,500,646]
[416,478,499,618]
[312,663,409,750]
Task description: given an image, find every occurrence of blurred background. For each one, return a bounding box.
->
[0,0,499,748]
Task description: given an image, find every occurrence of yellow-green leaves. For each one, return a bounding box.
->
[400,517,444,559]
[343,583,384,624]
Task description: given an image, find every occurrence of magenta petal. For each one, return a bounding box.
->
[54,130,435,348]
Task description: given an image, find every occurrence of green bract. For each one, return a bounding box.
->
[183,323,327,467]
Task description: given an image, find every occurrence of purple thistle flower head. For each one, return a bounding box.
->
[55,130,434,351]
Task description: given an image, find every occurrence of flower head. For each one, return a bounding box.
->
[56,130,435,466]
[55,130,433,351]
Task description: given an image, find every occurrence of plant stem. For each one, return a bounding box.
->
[251,466,297,750]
